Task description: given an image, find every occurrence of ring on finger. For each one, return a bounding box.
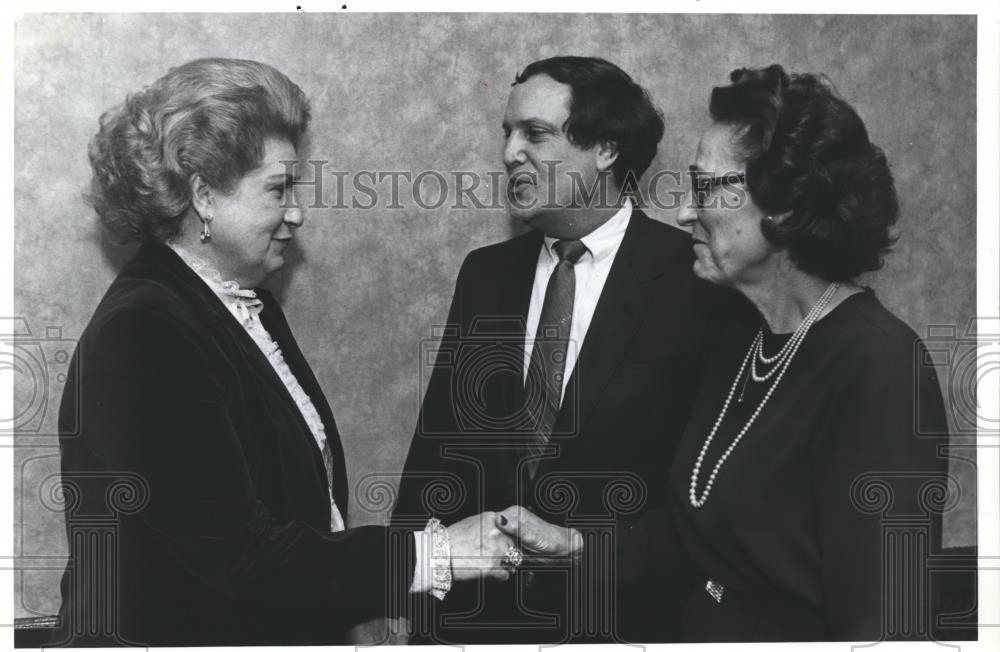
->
[502,545,523,570]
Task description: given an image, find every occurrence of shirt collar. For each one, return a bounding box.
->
[542,197,632,265]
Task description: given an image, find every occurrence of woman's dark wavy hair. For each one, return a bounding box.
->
[88,58,311,244]
[709,64,898,281]
[514,56,665,194]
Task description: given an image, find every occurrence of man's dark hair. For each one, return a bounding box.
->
[514,56,665,194]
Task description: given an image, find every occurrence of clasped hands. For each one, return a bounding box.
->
[447,505,584,581]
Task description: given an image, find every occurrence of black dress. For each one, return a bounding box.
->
[667,289,949,641]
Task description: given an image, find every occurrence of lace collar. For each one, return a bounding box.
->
[167,243,263,324]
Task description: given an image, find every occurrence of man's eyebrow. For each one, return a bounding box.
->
[266,172,300,183]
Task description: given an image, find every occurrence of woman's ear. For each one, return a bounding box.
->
[595,140,619,173]
[766,210,793,225]
[189,174,213,221]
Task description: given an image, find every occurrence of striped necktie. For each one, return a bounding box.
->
[524,239,588,478]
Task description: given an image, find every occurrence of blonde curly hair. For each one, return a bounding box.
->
[87,58,310,244]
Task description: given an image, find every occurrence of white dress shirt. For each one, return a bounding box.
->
[523,198,633,403]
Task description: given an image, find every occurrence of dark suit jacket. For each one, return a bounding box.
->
[54,242,414,646]
[393,210,744,643]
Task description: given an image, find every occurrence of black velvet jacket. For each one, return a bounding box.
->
[54,242,414,646]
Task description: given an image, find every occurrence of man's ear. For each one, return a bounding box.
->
[189,174,213,220]
[595,140,619,173]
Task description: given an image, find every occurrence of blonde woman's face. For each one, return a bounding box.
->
[207,139,302,286]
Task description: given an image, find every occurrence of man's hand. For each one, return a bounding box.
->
[446,511,515,582]
[495,505,584,562]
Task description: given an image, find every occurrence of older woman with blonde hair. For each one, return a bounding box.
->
[54,58,512,647]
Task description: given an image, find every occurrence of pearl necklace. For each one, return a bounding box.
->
[688,282,840,508]
[749,332,789,383]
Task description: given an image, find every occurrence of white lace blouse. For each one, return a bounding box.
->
[168,243,346,533]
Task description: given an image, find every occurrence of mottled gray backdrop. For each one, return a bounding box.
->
[12,13,977,619]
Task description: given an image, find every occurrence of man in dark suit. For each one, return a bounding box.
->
[394,56,732,643]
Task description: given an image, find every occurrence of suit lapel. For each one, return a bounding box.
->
[499,231,544,420]
[500,231,543,321]
[542,212,663,473]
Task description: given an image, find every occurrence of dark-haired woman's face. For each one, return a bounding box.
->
[677,123,777,289]
[207,139,302,286]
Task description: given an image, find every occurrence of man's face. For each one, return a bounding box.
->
[501,74,606,235]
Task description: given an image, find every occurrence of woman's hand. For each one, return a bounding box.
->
[446,511,516,582]
[495,505,584,562]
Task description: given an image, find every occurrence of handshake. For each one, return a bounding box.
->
[444,505,585,582]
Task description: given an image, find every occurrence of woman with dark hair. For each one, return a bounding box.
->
[55,58,513,647]
[669,64,949,641]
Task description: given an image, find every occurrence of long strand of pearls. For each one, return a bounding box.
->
[689,282,840,508]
